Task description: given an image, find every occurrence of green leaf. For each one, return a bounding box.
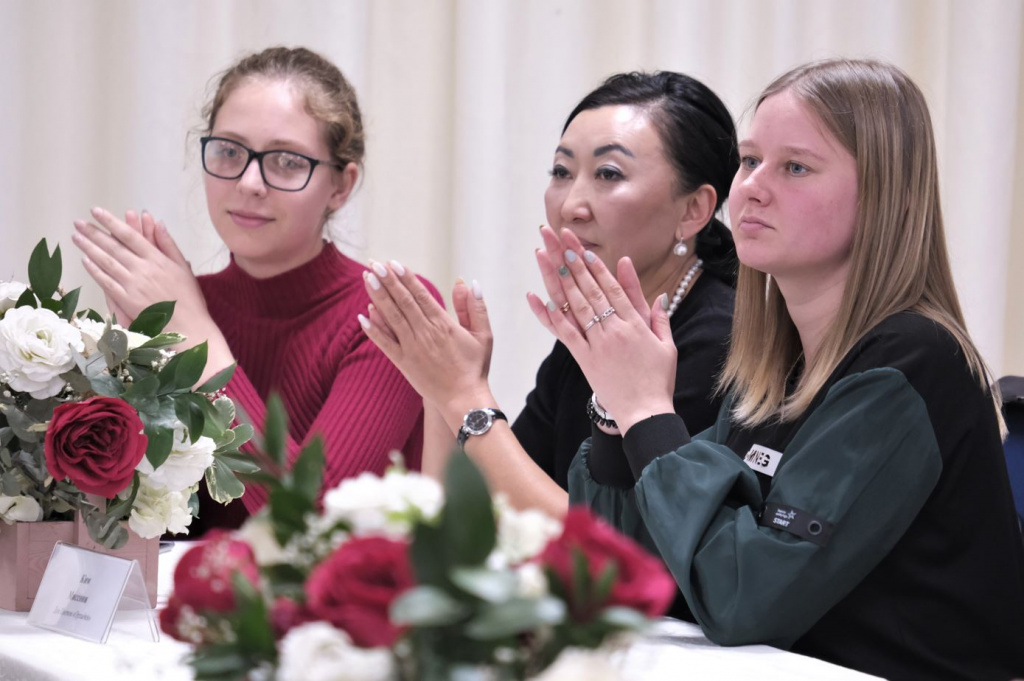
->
[593,560,619,607]
[189,645,251,679]
[60,369,93,395]
[410,520,450,588]
[390,586,468,627]
[229,423,254,449]
[105,472,141,520]
[450,567,519,603]
[465,597,566,640]
[571,546,593,614]
[40,298,62,314]
[598,606,650,631]
[58,287,81,321]
[14,287,36,309]
[263,394,288,466]
[214,451,261,474]
[158,342,208,392]
[205,457,246,503]
[137,331,185,349]
[127,347,164,368]
[128,300,175,337]
[195,363,236,394]
[230,572,277,659]
[121,375,160,402]
[89,373,125,398]
[27,239,61,301]
[0,404,41,443]
[440,449,496,567]
[98,328,129,368]
[290,437,324,503]
[144,426,174,469]
[268,485,313,545]
[174,394,206,443]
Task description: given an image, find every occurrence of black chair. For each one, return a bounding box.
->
[998,376,1024,528]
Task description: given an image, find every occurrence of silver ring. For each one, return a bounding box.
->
[582,315,601,333]
[598,306,616,321]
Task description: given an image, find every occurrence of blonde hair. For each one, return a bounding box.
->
[203,46,365,170]
[720,59,1003,431]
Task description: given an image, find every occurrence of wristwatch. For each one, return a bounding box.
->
[456,408,508,448]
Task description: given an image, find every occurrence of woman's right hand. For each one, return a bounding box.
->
[72,207,234,383]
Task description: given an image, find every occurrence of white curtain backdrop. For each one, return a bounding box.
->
[1,0,1021,418]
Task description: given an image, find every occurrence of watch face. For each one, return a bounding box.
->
[464,409,493,435]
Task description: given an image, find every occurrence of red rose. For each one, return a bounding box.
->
[44,396,148,498]
[159,595,191,642]
[539,507,676,620]
[170,532,261,614]
[270,597,318,639]
[305,536,415,648]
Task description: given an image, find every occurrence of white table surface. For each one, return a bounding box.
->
[0,542,883,681]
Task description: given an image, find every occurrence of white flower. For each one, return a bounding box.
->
[125,476,193,538]
[136,427,214,492]
[74,318,151,357]
[322,469,443,538]
[490,495,562,568]
[0,306,84,398]
[0,494,43,523]
[514,562,549,599]
[278,622,394,681]
[0,281,27,315]
[235,513,287,566]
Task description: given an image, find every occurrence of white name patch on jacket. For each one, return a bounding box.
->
[744,444,783,477]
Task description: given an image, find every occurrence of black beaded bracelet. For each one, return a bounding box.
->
[587,393,618,430]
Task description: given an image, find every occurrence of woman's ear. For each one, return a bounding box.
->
[328,162,360,213]
[675,184,718,242]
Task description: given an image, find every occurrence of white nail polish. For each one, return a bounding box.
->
[367,273,381,290]
[357,313,371,330]
[660,293,670,311]
[546,300,556,312]
[565,249,578,263]
[371,261,388,278]
[584,250,596,264]
[471,279,483,300]
[389,260,406,276]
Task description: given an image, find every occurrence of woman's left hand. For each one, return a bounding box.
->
[359,261,495,424]
[527,226,677,433]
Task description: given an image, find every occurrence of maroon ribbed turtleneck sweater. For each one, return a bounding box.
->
[195,244,430,525]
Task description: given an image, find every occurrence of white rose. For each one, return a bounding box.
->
[125,476,193,538]
[514,562,549,599]
[74,318,151,357]
[278,622,394,681]
[0,494,43,523]
[136,427,215,492]
[0,306,84,398]
[322,469,443,538]
[0,281,27,315]
[235,513,287,566]
[491,495,562,568]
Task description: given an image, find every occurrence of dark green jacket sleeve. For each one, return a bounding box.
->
[568,367,942,648]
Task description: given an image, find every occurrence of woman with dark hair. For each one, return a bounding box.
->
[358,71,737,517]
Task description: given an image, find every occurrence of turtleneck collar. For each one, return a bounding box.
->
[203,242,363,319]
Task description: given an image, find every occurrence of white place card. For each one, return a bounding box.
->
[27,542,158,644]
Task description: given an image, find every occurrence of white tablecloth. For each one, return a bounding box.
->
[0,542,882,681]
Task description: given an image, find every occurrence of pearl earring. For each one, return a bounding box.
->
[673,240,689,257]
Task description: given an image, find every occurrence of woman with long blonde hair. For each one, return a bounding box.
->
[524,59,1024,680]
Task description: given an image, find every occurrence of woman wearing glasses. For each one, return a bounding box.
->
[72,47,436,529]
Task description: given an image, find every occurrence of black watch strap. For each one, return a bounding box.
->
[456,408,508,448]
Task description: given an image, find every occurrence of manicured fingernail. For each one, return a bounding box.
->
[660,293,670,311]
[389,260,406,276]
[538,224,545,231]
[558,265,570,277]
[366,272,381,290]
[73,220,85,230]
[357,313,371,330]
[371,261,388,278]
[564,250,577,263]
[471,279,483,300]
[91,207,105,217]
[584,250,596,263]
[546,300,556,312]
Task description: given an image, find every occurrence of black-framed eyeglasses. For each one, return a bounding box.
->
[200,136,346,192]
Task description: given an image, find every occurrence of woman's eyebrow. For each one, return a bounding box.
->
[554,145,574,158]
[594,143,634,158]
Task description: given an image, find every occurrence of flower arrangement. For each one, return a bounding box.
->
[162,398,677,681]
[0,239,253,547]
